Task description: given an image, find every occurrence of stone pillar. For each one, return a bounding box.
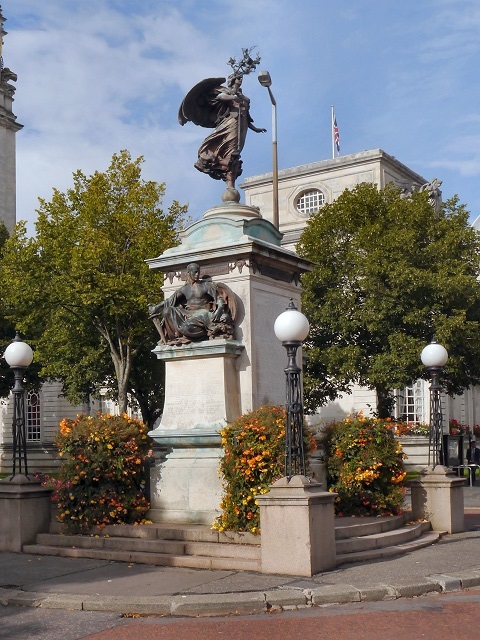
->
[257,475,337,576]
[410,465,465,533]
[0,475,52,552]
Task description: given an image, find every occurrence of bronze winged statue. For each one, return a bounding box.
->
[178,48,266,201]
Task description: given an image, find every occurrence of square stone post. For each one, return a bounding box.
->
[0,475,53,552]
[257,475,337,576]
[410,465,465,533]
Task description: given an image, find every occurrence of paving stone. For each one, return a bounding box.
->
[82,595,172,615]
[264,589,309,608]
[358,584,397,601]
[40,593,85,610]
[389,578,442,598]
[7,590,49,607]
[427,574,462,591]
[170,592,266,617]
[0,587,21,605]
[437,570,480,589]
[311,584,361,605]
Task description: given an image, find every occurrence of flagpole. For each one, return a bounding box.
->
[331,105,335,159]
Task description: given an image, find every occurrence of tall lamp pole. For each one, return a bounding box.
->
[274,300,310,478]
[258,70,279,230]
[421,339,448,468]
[4,333,34,479]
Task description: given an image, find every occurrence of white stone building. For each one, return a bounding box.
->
[241,152,480,432]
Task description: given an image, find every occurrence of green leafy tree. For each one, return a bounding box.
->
[0,220,24,398]
[297,183,480,417]
[0,150,187,425]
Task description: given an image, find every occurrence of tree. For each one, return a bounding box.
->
[1,150,187,426]
[297,183,480,418]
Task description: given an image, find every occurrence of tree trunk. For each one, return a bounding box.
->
[98,325,132,415]
[132,388,162,429]
[376,386,395,419]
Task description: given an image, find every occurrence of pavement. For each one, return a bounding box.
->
[1,486,480,618]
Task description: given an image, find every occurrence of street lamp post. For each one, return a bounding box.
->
[258,70,279,230]
[421,339,449,468]
[4,332,34,478]
[274,299,310,478]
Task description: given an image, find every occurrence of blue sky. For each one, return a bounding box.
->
[4,0,480,233]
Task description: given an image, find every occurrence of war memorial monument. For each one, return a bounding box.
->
[146,49,315,525]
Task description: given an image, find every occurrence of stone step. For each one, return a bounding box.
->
[34,532,260,560]
[21,543,262,572]
[335,531,442,566]
[101,523,258,546]
[24,512,438,573]
[334,514,407,539]
[335,521,430,554]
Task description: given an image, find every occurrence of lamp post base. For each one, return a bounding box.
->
[0,475,53,552]
[258,475,337,576]
[410,465,465,533]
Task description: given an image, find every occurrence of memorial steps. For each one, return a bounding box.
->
[23,512,441,571]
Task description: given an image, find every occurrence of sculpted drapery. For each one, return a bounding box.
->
[178,49,265,195]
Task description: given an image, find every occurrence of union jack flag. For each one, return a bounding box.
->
[333,116,340,154]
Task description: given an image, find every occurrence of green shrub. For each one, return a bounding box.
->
[321,414,406,517]
[54,413,151,533]
[213,405,316,534]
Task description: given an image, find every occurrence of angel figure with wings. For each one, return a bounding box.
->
[178,48,266,200]
[149,263,237,346]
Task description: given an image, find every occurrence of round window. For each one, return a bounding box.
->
[296,189,325,216]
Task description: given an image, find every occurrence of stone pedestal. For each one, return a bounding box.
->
[147,202,313,525]
[257,475,337,576]
[0,475,52,552]
[148,340,243,524]
[410,465,465,533]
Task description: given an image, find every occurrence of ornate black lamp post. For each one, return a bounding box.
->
[4,333,34,478]
[258,70,279,230]
[421,339,449,468]
[274,300,310,479]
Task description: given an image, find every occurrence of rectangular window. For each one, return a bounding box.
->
[27,390,41,441]
[395,381,425,423]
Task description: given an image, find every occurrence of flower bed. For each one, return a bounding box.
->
[321,414,406,517]
[49,413,151,533]
[213,405,316,534]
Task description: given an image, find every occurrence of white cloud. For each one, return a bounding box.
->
[4,0,480,234]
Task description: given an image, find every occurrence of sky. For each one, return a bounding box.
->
[4,0,480,234]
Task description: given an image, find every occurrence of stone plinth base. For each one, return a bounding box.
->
[148,445,222,525]
[150,339,244,432]
[148,340,244,525]
[258,475,337,576]
[0,475,53,552]
[411,465,465,533]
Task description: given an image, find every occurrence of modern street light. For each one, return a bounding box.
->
[258,70,279,230]
[421,339,448,468]
[3,332,34,478]
[274,299,310,478]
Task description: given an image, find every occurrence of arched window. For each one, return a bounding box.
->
[295,189,325,216]
[27,390,41,441]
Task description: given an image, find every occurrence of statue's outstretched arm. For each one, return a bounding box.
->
[248,121,267,133]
